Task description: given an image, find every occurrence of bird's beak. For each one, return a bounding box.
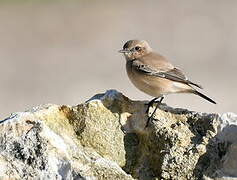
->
[118,49,129,53]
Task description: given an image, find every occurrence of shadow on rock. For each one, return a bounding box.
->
[194,123,237,179]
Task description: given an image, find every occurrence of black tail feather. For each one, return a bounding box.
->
[194,91,216,104]
[189,81,203,89]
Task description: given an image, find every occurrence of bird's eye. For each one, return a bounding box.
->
[135,46,141,51]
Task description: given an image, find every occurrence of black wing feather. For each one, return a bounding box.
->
[133,61,203,89]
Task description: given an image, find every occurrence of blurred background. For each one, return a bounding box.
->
[0,0,236,119]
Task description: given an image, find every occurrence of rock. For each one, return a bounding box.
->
[0,89,236,180]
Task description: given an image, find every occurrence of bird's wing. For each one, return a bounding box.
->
[132,60,203,89]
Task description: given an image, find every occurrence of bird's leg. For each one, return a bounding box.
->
[159,96,164,103]
[145,95,165,127]
[145,96,164,113]
[145,97,158,113]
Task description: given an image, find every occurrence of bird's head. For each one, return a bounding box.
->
[118,40,152,60]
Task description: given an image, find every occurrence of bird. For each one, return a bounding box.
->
[118,39,216,127]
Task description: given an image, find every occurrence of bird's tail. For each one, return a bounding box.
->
[193,90,216,104]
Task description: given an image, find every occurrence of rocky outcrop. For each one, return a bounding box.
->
[0,90,236,180]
